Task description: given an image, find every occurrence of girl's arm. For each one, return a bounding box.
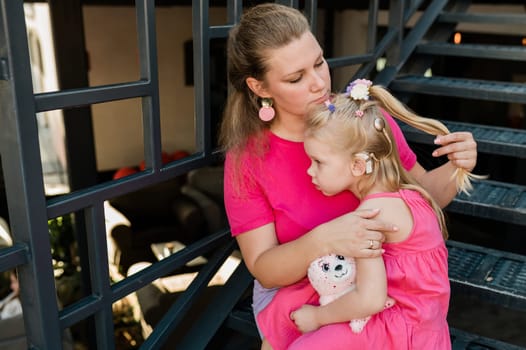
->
[290,256,387,333]
[237,208,394,288]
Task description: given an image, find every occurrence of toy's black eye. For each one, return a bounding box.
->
[322,263,330,271]
[336,255,345,260]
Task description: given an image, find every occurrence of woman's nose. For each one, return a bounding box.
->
[310,71,326,92]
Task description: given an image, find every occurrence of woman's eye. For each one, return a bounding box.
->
[315,59,324,67]
[289,76,302,83]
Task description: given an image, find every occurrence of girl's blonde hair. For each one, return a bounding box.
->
[306,83,483,239]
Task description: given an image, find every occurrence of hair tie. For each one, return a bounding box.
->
[346,79,372,101]
[324,99,335,113]
[355,110,364,118]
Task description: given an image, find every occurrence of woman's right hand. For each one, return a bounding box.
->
[317,208,397,258]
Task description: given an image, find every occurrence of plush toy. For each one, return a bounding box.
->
[307,254,369,333]
[308,254,394,333]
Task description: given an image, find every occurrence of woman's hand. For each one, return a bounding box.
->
[317,208,397,259]
[433,132,477,172]
[290,304,322,333]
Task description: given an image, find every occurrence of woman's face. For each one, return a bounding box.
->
[262,31,331,122]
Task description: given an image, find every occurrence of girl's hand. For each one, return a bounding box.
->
[319,209,397,259]
[290,304,321,333]
[433,132,477,172]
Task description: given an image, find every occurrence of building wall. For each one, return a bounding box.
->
[83,6,226,171]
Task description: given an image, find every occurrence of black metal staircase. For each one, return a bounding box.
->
[213,2,526,349]
[382,2,526,348]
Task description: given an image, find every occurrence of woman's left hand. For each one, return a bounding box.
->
[432,132,477,172]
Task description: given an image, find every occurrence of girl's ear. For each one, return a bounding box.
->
[351,156,367,176]
[245,77,270,98]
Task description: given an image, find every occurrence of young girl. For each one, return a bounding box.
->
[257,79,482,349]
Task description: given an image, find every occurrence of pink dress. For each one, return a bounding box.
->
[257,189,451,350]
[224,111,418,342]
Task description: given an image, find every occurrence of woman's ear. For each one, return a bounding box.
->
[246,77,269,98]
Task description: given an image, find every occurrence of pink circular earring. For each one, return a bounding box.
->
[259,98,275,122]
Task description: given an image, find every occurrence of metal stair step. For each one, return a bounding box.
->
[398,120,526,159]
[446,179,526,226]
[450,327,526,350]
[447,240,526,312]
[438,12,526,26]
[389,75,526,104]
[416,42,526,61]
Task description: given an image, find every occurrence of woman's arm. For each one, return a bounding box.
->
[290,256,387,333]
[237,209,395,288]
[409,132,478,208]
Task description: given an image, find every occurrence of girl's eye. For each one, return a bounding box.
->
[315,59,324,68]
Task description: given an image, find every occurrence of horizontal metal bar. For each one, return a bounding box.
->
[0,243,29,271]
[34,80,152,112]
[46,155,210,218]
[209,24,232,38]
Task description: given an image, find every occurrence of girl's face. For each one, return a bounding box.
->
[262,32,331,122]
[304,136,355,196]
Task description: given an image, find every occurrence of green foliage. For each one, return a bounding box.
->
[48,214,76,274]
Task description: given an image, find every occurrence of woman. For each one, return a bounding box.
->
[219,3,477,348]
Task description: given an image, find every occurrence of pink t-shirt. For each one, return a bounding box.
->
[224,111,417,242]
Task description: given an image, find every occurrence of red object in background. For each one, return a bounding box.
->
[170,150,190,161]
[137,150,190,171]
[113,166,139,180]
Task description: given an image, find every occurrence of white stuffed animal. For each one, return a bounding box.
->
[307,254,371,333]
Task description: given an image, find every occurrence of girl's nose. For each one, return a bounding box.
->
[306,163,315,177]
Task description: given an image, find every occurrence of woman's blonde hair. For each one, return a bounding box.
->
[306,83,483,239]
[219,3,310,157]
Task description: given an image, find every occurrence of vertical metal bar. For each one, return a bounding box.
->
[136,0,162,172]
[366,0,379,53]
[226,0,242,24]
[85,204,115,350]
[304,0,317,31]
[0,1,62,348]
[276,0,299,8]
[48,0,97,191]
[192,0,211,156]
[387,0,404,65]
[46,5,98,348]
